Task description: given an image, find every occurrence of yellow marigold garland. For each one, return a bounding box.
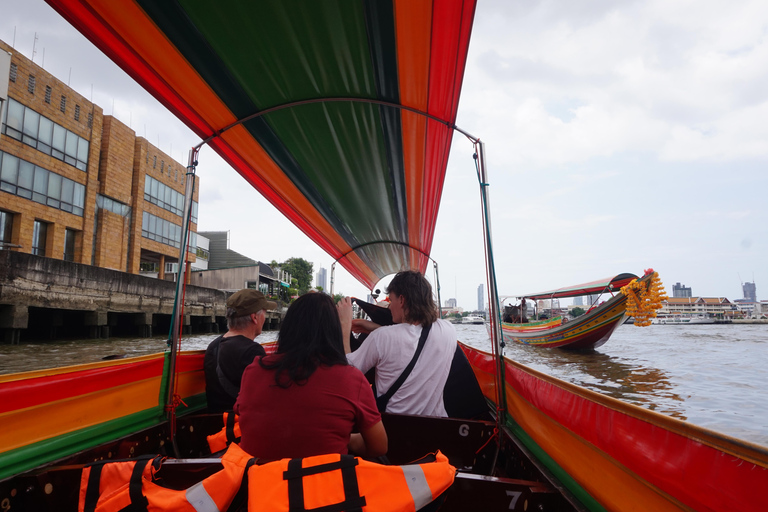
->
[621,270,667,327]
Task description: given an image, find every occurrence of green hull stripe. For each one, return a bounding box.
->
[504,415,606,512]
[0,394,206,481]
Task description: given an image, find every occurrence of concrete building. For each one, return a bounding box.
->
[742,281,757,302]
[672,282,692,298]
[477,283,484,311]
[0,40,198,279]
[445,297,457,308]
[191,230,291,300]
[316,266,327,291]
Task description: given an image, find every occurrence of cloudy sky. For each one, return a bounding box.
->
[2,0,766,309]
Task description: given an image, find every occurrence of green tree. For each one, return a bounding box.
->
[332,293,344,303]
[280,257,314,295]
[315,286,324,292]
[571,307,586,317]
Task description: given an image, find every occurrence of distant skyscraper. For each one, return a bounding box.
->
[743,281,757,302]
[446,298,457,308]
[477,284,484,311]
[316,266,327,291]
[573,296,583,306]
[583,294,600,307]
[672,282,692,298]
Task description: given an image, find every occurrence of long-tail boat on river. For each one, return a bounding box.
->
[499,271,663,350]
[1,1,767,510]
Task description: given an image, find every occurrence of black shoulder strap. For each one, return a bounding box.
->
[376,323,432,413]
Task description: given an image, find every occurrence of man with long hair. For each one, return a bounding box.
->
[346,270,457,417]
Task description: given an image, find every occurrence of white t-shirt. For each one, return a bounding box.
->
[347,319,456,417]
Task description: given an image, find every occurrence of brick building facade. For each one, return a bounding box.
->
[0,40,198,278]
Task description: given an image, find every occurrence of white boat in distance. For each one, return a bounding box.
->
[462,315,485,324]
[652,315,715,325]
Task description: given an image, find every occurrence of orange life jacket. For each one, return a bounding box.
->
[78,441,254,512]
[79,442,455,512]
[245,447,456,512]
[206,411,241,453]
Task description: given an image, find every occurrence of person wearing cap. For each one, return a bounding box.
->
[204,289,277,413]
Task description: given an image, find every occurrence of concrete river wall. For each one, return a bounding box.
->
[0,252,280,344]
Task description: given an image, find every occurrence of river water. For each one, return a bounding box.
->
[1,323,765,447]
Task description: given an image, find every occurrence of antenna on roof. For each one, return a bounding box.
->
[32,33,38,63]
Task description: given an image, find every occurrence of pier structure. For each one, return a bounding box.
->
[0,251,281,344]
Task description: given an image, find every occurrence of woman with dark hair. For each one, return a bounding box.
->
[235,293,387,460]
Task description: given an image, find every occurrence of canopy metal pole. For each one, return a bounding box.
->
[433,261,442,318]
[166,147,198,413]
[476,140,507,440]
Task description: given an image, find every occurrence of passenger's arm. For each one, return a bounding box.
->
[337,297,353,353]
[348,421,388,458]
[351,319,381,335]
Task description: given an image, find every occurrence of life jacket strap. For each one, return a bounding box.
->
[82,461,104,512]
[123,456,155,512]
[225,412,240,445]
[284,456,366,512]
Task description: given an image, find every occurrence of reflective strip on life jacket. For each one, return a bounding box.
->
[401,463,433,510]
[207,411,241,453]
[246,450,456,512]
[78,443,254,512]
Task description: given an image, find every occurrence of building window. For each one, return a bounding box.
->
[45,86,52,104]
[96,194,131,216]
[142,211,182,248]
[0,151,86,216]
[9,63,17,82]
[195,246,209,260]
[144,174,197,221]
[1,99,89,171]
[0,209,13,249]
[74,105,80,122]
[153,156,157,168]
[63,228,77,261]
[32,220,48,256]
[87,112,93,129]
[60,95,66,113]
[27,75,36,94]
[160,160,164,173]
[140,262,159,273]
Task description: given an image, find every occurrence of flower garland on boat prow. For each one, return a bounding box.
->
[621,269,667,327]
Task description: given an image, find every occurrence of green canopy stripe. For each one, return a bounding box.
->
[363,0,409,240]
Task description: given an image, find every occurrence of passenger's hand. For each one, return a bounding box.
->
[351,318,381,334]
[337,296,352,335]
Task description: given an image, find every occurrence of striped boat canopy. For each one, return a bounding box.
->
[46,0,477,289]
[506,273,639,301]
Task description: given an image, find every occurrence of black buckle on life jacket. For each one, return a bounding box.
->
[283,456,366,512]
